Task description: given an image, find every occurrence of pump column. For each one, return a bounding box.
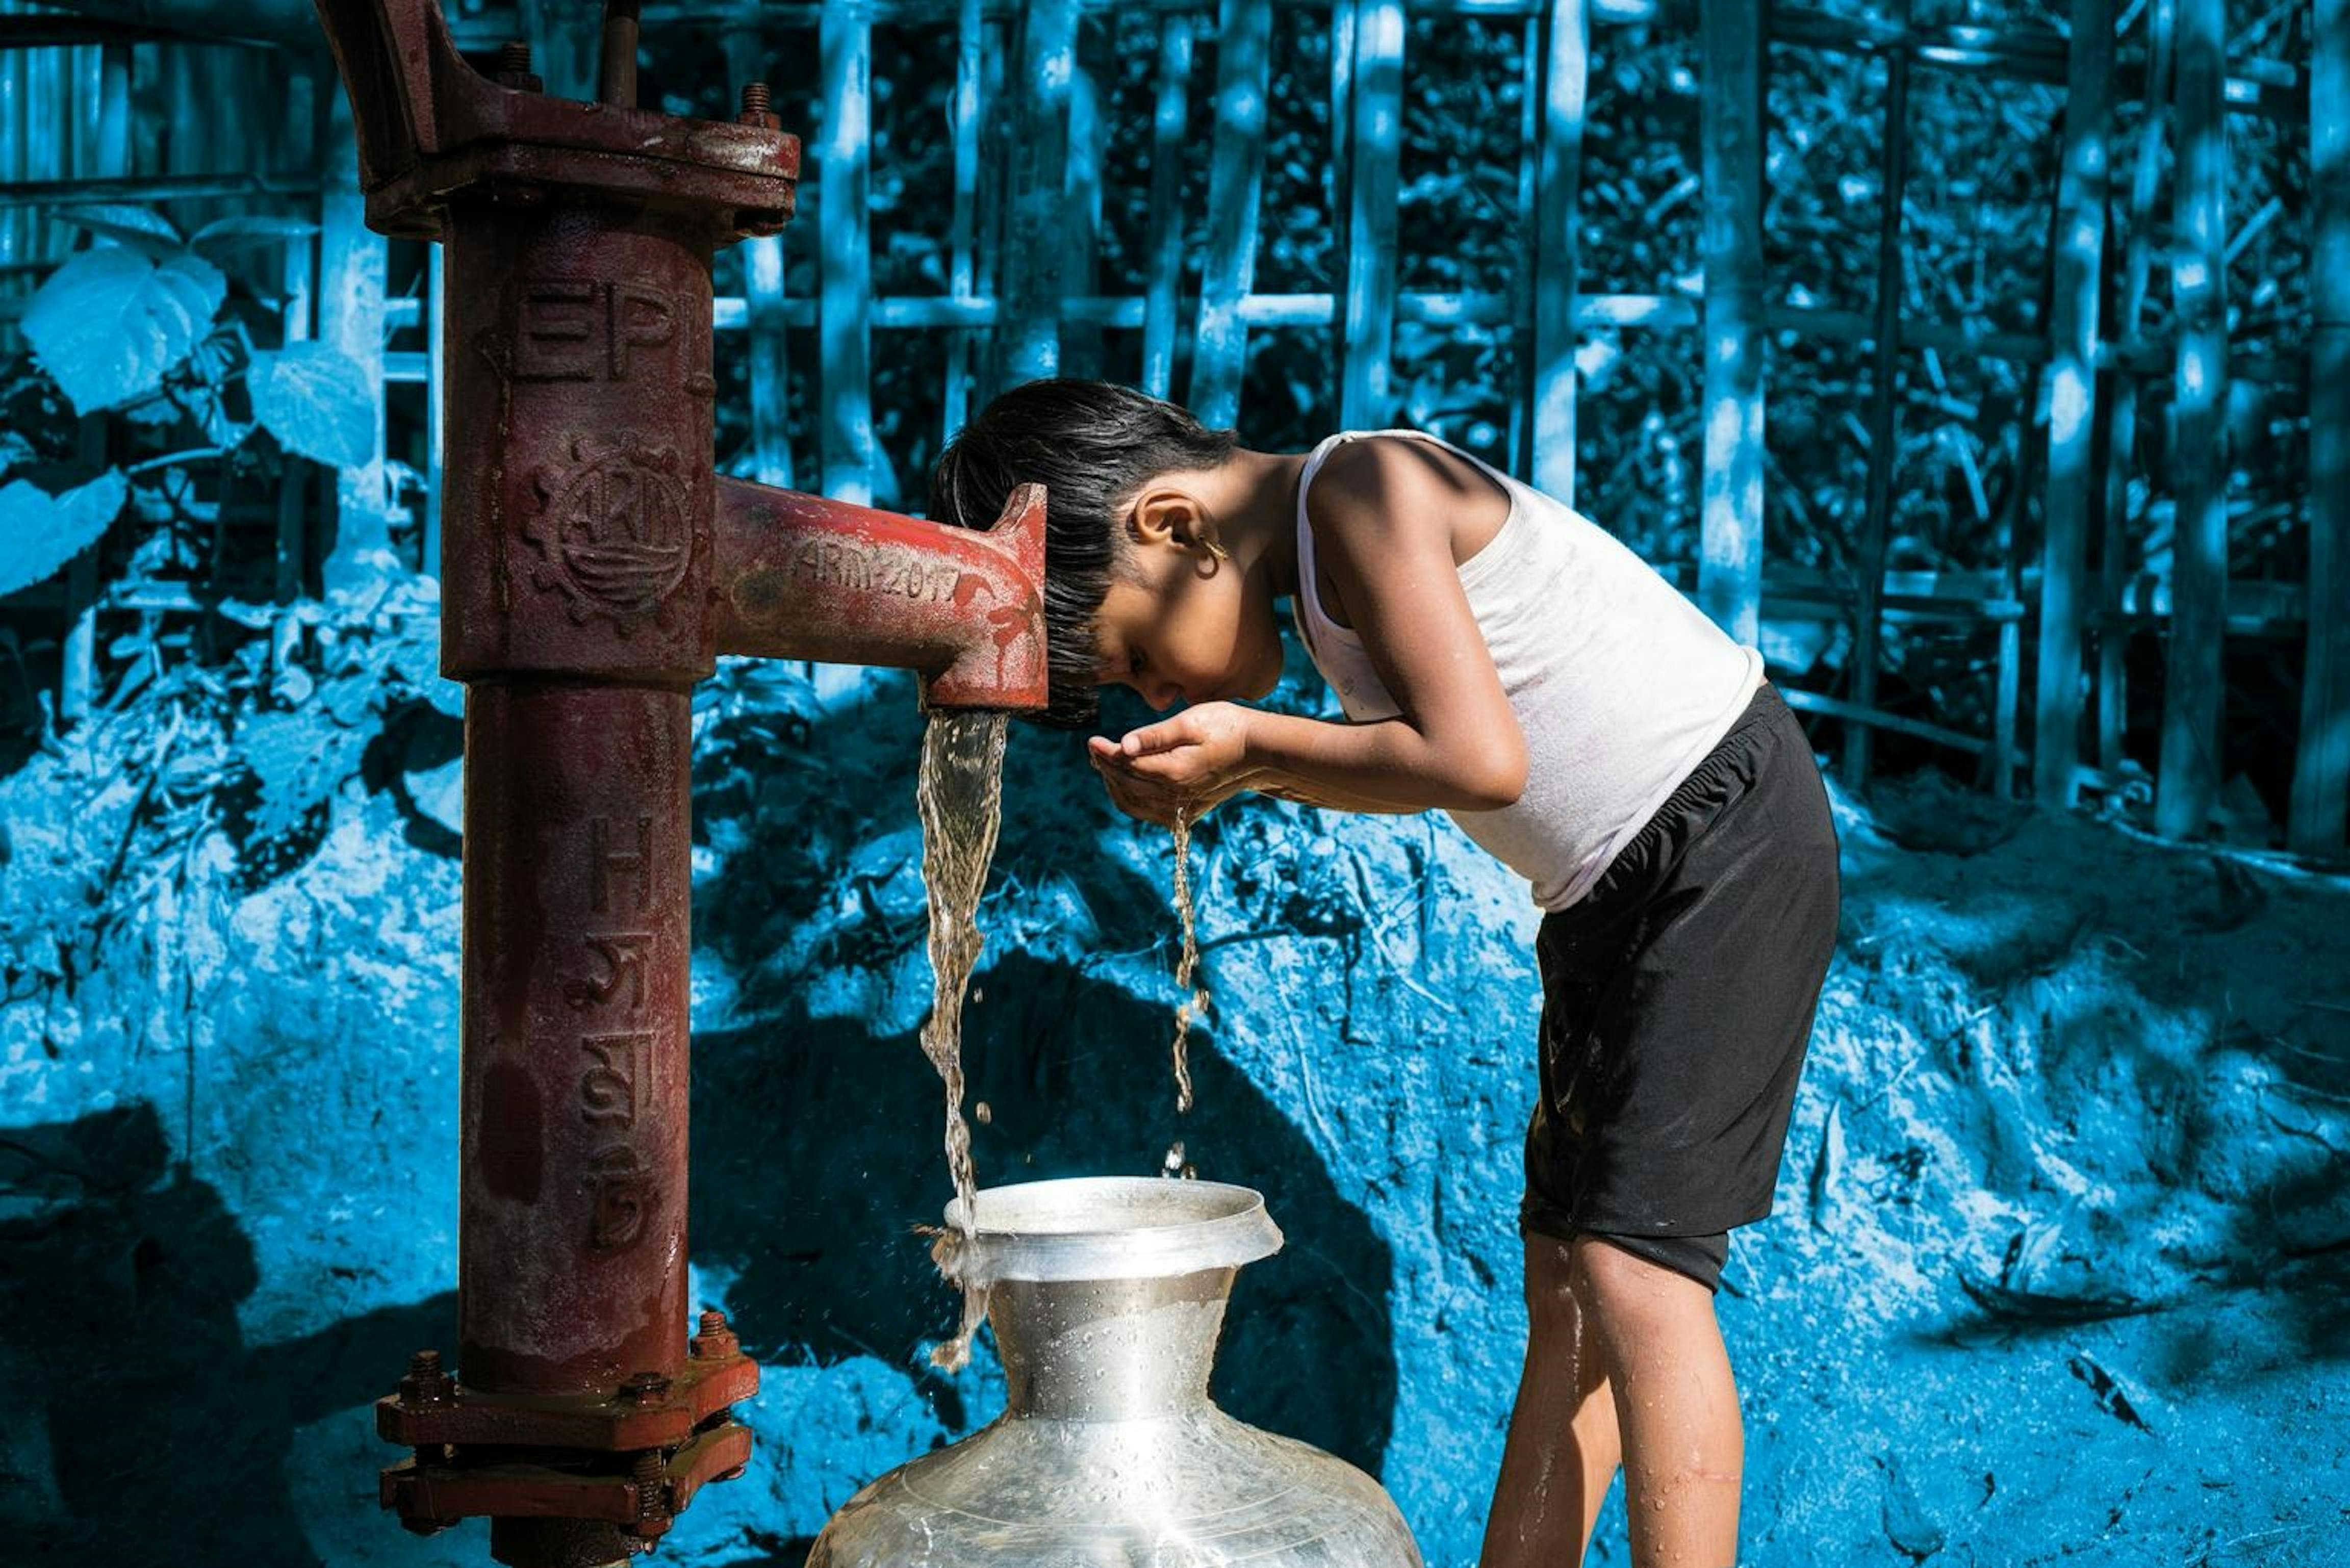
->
[436,194,702,1397]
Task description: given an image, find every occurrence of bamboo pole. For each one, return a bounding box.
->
[1846,0,1916,790]
[30,36,64,275]
[8,0,315,47]
[1524,0,1587,502]
[316,83,390,593]
[277,59,317,596]
[521,0,595,102]
[1059,16,1107,382]
[1993,578,2022,788]
[418,242,440,583]
[620,0,1622,29]
[204,45,247,239]
[2290,0,2349,856]
[61,36,115,722]
[190,48,248,611]
[1327,0,1355,421]
[1765,3,2302,115]
[1506,9,1538,476]
[1696,0,1766,645]
[2031,0,2115,809]
[685,282,2301,394]
[1338,0,1402,430]
[992,0,1075,391]
[162,38,193,233]
[2100,0,2175,776]
[1190,0,1271,429]
[2155,0,2228,837]
[973,10,1007,406]
[2001,361,2050,797]
[727,23,793,488]
[1139,11,1192,400]
[65,31,94,174]
[738,197,792,487]
[591,0,2267,60]
[818,0,874,503]
[1,22,20,332]
[1781,687,1993,756]
[942,0,982,434]
[0,171,315,208]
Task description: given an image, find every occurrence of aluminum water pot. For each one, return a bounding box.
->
[807,1176,1423,1568]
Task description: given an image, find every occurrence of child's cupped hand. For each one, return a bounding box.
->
[1086,701,1256,827]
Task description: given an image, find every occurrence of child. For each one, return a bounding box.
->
[930,377,1840,1568]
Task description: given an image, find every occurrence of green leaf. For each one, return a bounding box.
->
[21,247,226,413]
[152,251,229,340]
[387,628,463,718]
[0,470,128,598]
[191,214,318,259]
[54,204,183,257]
[237,708,370,843]
[248,341,374,468]
[0,429,33,482]
[119,394,183,428]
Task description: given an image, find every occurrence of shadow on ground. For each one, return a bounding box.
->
[0,1102,454,1567]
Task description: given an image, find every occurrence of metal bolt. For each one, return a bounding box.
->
[737,82,780,130]
[401,1349,454,1488]
[621,1370,671,1405]
[403,1348,451,1406]
[495,41,543,92]
[691,1308,740,1360]
[633,1450,668,1519]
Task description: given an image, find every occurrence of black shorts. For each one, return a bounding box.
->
[1520,683,1840,1292]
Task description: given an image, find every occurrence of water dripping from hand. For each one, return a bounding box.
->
[1169,806,1208,1115]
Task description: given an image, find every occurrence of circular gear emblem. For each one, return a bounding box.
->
[525,439,694,627]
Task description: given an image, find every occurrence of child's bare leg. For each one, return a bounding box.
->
[1478,1235,1622,1568]
[1571,1236,1743,1567]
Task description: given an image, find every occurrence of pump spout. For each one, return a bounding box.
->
[712,480,1049,711]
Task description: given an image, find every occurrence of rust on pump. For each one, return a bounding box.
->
[306,4,1047,1563]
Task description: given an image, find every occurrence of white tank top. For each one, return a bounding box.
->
[1291,430,1766,911]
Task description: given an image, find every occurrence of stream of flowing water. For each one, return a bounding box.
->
[914,709,1010,1372]
[1168,808,1208,1118]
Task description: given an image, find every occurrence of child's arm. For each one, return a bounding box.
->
[1096,438,1528,823]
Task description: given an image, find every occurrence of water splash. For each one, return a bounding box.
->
[914,709,1009,1372]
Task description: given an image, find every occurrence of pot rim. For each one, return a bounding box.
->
[938,1175,1285,1283]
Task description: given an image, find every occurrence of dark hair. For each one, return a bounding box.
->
[929,378,1237,728]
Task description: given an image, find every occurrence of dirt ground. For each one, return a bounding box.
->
[1,679,2344,1566]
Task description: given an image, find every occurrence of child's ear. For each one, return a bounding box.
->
[1129,485,1213,554]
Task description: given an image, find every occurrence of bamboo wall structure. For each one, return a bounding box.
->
[0,0,2339,853]
[1,4,333,718]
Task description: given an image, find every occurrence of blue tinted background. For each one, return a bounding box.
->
[0,2,2344,1565]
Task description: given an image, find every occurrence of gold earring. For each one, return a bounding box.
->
[1204,538,1231,562]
